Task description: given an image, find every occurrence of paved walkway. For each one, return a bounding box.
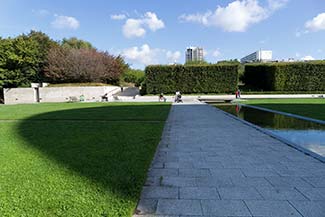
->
[134,101,325,217]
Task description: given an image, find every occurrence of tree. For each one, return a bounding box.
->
[0,31,57,88]
[61,37,93,49]
[44,47,124,84]
[0,36,40,88]
[25,31,58,81]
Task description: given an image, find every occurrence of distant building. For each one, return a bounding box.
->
[241,50,272,63]
[186,47,204,63]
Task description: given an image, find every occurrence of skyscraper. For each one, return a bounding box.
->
[186,47,204,63]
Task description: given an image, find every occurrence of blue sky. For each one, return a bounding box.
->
[1,0,325,69]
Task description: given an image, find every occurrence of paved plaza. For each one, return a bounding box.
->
[134,101,325,217]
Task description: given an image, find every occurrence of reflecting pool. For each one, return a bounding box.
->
[214,104,325,158]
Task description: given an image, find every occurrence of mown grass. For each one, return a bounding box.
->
[244,98,325,121]
[0,102,171,217]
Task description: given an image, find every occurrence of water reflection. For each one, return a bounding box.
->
[215,104,325,157]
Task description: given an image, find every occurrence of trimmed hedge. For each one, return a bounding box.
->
[243,62,325,91]
[145,64,238,94]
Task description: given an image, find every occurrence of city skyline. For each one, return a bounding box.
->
[1,0,325,69]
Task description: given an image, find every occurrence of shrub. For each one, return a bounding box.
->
[145,64,238,94]
[121,69,145,87]
[243,62,325,91]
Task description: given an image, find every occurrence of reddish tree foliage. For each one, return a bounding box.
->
[44,46,124,84]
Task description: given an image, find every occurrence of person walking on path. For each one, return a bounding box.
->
[235,88,241,99]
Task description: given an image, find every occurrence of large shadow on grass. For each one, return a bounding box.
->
[17,103,170,207]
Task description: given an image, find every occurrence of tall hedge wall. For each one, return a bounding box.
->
[243,62,325,91]
[144,64,238,94]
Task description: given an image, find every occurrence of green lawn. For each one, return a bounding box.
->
[243,98,325,121]
[0,102,171,217]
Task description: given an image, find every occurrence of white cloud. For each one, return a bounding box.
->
[122,44,159,65]
[301,55,315,61]
[110,14,127,20]
[121,12,164,38]
[51,15,80,30]
[305,13,325,32]
[268,0,288,11]
[179,0,287,32]
[122,44,183,67]
[123,19,146,38]
[144,12,165,31]
[212,49,221,57]
[166,51,181,63]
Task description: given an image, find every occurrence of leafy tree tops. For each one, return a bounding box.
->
[0,31,125,88]
[61,37,93,49]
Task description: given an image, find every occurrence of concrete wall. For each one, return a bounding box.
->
[3,86,120,104]
[4,88,36,104]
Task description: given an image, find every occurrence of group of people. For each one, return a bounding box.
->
[160,89,241,102]
[158,91,183,103]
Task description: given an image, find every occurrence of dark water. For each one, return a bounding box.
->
[215,104,325,157]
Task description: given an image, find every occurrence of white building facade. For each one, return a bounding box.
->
[241,50,272,63]
[186,47,204,63]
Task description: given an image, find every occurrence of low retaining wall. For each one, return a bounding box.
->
[3,86,120,104]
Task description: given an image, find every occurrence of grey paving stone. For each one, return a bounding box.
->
[196,176,233,187]
[179,168,211,177]
[218,187,263,200]
[303,176,325,187]
[164,161,194,169]
[206,156,232,162]
[201,200,251,216]
[141,187,179,199]
[180,187,219,199]
[266,177,313,188]
[256,186,308,201]
[231,177,272,187]
[135,199,157,215]
[145,176,161,186]
[152,162,164,169]
[156,199,202,215]
[193,161,223,169]
[241,168,279,177]
[296,187,325,201]
[245,200,302,217]
[210,168,245,177]
[148,169,179,177]
[162,177,197,187]
[289,201,325,217]
[220,161,253,169]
